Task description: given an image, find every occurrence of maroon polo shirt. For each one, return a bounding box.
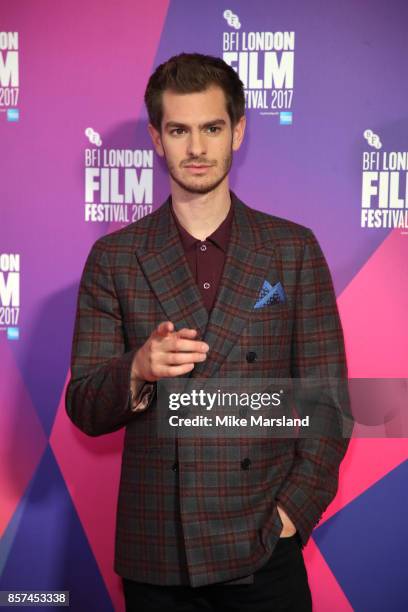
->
[170,198,234,313]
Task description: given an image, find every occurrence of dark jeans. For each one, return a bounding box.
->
[122,534,313,611]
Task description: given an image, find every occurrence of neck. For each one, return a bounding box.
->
[170,179,231,241]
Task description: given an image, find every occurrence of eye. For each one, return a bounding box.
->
[170,128,186,136]
[206,126,221,134]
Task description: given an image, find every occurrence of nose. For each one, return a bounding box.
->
[186,129,206,158]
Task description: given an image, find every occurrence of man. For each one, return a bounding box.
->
[66,53,351,611]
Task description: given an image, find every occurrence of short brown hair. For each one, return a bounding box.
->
[144,52,245,131]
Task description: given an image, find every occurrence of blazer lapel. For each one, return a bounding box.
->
[137,192,279,382]
[136,197,209,339]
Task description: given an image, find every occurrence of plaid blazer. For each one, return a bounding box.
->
[65,191,351,587]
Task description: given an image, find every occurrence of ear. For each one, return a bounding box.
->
[232,115,246,151]
[147,123,165,157]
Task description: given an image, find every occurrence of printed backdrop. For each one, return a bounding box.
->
[1,1,408,610]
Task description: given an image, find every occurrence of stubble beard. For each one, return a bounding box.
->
[165,148,233,195]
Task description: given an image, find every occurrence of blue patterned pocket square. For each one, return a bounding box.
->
[254,280,286,309]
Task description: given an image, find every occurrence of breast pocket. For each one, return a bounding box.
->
[250,301,289,321]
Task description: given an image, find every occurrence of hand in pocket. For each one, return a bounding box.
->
[277,504,297,537]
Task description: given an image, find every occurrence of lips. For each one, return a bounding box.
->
[184,164,212,174]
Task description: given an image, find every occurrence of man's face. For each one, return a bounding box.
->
[148,85,245,195]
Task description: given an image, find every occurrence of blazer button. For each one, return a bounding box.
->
[241,457,251,470]
[171,461,179,472]
[246,351,257,363]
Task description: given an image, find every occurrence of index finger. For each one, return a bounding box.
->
[168,337,209,353]
[173,327,200,339]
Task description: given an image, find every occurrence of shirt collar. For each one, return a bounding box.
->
[170,196,234,252]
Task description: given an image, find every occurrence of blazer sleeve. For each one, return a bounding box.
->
[275,228,353,548]
[65,239,155,437]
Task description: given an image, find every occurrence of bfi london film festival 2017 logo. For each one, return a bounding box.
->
[221,9,294,124]
[0,253,20,340]
[361,130,408,231]
[0,31,19,122]
[84,128,154,223]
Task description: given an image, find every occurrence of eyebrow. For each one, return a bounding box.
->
[164,119,227,130]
